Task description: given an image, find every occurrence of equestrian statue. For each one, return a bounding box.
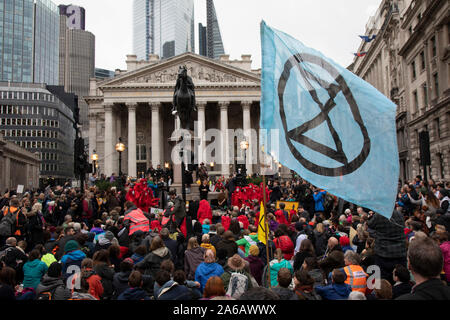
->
[172,66,197,131]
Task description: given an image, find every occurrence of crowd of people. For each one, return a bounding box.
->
[0,171,449,301]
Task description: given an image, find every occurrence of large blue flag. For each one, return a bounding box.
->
[260,21,399,219]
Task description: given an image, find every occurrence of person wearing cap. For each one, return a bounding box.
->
[93,230,116,253]
[60,240,86,280]
[195,249,224,293]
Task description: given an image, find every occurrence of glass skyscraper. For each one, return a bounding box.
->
[206,0,224,59]
[0,0,59,85]
[133,0,194,60]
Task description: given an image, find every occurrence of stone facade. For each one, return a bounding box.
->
[85,52,293,179]
[351,0,450,183]
[0,134,40,192]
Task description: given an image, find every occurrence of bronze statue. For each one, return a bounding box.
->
[172,66,197,131]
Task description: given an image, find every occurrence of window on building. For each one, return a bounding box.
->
[420,51,425,70]
[422,83,428,108]
[431,36,436,57]
[433,73,439,98]
[411,61,416,80]
[434,118,440,140]
[413,90,419,113]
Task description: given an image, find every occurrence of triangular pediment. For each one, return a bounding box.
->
[99,52,261,88]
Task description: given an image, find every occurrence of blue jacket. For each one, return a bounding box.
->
[316,283,352,300]
[155,280,200,300]
[313,191,327,212]
[22,259,48,290]
[118,287,150,300]
[195,262,224,293]
[60,250,87,279]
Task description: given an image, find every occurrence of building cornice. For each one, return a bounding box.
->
[407,94,450,127]
[398,0,445,57]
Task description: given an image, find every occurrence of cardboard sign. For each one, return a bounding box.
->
[17,185,24,194]
[276,201,299,212]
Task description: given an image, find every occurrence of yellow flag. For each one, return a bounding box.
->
[258,202,267,245]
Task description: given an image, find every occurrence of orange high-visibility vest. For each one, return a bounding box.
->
[344,265,368,293]
[124,208,150,236]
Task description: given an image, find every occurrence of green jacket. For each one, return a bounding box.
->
[236,234,259,257]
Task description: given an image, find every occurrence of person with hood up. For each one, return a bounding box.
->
[136,236,172,279]
[118,271,150,300]
[195,249,224,293]
[315,268,352,300]
[216,231,238,259]
[197,199,213,225]
[60,240,86,280]
[113,258,135,299]
[93,230,116,253]
[184,237,206,280]
[36,262,71,300]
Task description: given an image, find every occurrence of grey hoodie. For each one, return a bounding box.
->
[35,275,71,300]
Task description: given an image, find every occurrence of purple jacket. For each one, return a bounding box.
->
[245,255,264,286]
[440,241,450,282]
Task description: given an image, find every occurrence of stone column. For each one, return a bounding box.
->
[4,157,11,189]
[104,103,114,177]
[88,114,97,163]
[197,102,207,164]
[127,103,137,178]
[242,101,253,175]
[219,102,230,177]
[151,103,161,167]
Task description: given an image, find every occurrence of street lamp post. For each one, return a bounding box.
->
[91,150,99,175]
[240,140,249,177]
[115,138,126,177]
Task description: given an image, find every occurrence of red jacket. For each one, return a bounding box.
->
[197,200,212,225]
[275,209,289,225]
[237,215,249,230]
[274,235,294,260]
[221,216,231,231]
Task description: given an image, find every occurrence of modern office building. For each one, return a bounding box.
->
[58,4,95,140]
[132,0,195,60]
[0,0,59,85]
[95,68,115,80]
[199,23,207,57]
[206,0,224,59]
[0,82,77,185]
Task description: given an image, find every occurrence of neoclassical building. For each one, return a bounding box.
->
[85,52,279,178]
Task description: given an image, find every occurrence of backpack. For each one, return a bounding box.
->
[36,287,57,301]
[226,271,249,299]
[0,207,16,237]
[0,246,14,265]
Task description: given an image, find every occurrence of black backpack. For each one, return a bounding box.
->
[37,286,57,301]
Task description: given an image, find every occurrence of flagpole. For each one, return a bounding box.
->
[261,147,271,289]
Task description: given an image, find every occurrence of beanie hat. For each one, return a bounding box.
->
[104,231,114,241]
[249,245,259,257]
[64,240,79,253]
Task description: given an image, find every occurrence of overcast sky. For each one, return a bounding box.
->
[52,0,382,71]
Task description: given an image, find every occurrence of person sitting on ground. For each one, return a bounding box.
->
[35,262,71,300]
[340,251,367,294]
[60,240,86,280]
[201,276,228,300]
[22,249,48,291]
[200,233,216,256]
[315,268,352,300]
[244,245,264,286]
[112,258,134,299]
[184,237,206,281]
[270,268,298,300]
[195,249,224,293]
[293,269,322,300]
[221,254,253,299]
[397,237,450,300]
[269,248,294,288]
[118,271,149,300]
